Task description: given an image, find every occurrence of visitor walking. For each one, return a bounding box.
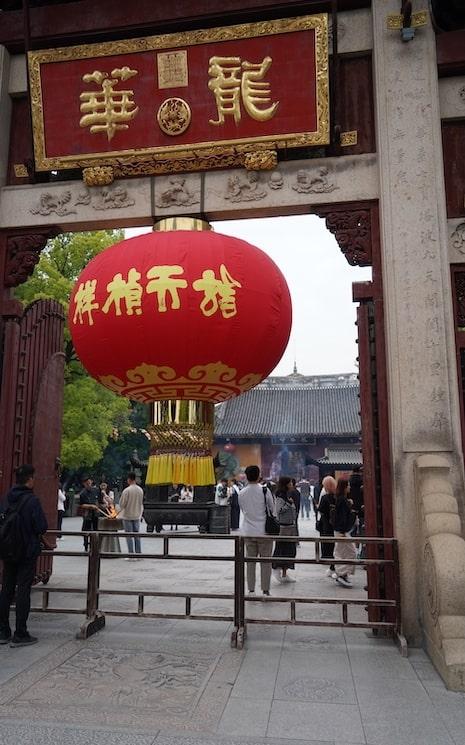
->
[57,485,66,537]
[272,476,297,583]
[333,477,357,587]
[79,476,103,551]
[317,476,337,577]
[0,464,49,647]
[118,472,144,559]
[238,465,275,596]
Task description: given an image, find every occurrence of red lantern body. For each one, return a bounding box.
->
[69,230,292,404]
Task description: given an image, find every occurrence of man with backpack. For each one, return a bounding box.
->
[0,464,48,647]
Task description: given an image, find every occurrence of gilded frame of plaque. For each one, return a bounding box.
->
[28,14,329,173]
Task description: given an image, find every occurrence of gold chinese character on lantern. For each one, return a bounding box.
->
[193,264,242,318]
[101,268,143,316]
[208,55,279,126]
[73,279,99,326]
[146,265,188,312]
[79,67,139,142]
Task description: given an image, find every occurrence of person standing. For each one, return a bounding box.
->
[0,464,48,647]
[333,477,357,588]
[317,476,337,578]
[272,476,297,583]
[238,465,275,596]
[215,478,229,505]
[57,486,66,538]
[298,479,311,519]
[118,472,144,560]
[79,476,103,551]
[230,479,241,531]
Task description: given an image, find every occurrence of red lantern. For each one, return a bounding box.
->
[69,221,291,485]
[70,227,292,403]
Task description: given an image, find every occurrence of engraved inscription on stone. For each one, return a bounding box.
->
[158,50,188,89]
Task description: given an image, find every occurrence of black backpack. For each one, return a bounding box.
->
[0,494,31,562]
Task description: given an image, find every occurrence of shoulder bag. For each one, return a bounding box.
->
[263,487,280,535]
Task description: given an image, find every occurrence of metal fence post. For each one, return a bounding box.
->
[231,535,246,649]
[77,531,106,639]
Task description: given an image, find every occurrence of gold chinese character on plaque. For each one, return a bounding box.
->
[157,98,192,136]
[157,50,188,89]
[208,55,279,126]
[79,67,139,142]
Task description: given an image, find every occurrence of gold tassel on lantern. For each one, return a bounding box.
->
[146,399,215,486]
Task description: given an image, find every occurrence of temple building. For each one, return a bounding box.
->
[214,370,362,481]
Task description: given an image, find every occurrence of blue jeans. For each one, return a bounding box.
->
[122,519,141,553]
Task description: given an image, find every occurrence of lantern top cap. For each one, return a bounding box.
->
[154,217,213,232]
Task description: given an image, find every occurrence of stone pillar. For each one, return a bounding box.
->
[372,2,464,642]
[0,46,11,187]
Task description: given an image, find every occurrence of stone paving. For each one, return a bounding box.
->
[0,516,463,745]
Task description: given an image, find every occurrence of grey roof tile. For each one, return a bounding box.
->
[215,385,360,437]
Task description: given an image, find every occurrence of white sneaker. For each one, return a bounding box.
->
[336,575,353,588]
[282,575,296,583]
[325,568,333,577]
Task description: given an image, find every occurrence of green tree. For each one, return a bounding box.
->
[15,230,137,472]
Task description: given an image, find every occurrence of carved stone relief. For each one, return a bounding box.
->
[268,171,284,189]
[292,167,339,194]
[30,191,76,217]
[451,222,465,254]
[29,186,136,216]
[155,176,200,208]
[224,170,267,202]
[5,230,58,287]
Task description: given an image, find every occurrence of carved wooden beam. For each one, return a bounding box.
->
[314,205,372,267]
[5,228,59,287]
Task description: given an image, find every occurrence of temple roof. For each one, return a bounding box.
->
[215,384,360,438]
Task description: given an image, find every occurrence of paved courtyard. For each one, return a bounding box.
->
[0,516,463,745]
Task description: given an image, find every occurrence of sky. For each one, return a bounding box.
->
[127,214,371,376]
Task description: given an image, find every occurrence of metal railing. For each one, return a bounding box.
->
[32,531,406,654]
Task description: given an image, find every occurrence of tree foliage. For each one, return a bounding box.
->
[15,230,139,473]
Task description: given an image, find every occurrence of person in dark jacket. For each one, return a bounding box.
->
[333,477,357,588]
[317,476,337,577]
[272,476,298,583]
[0,464,48,646]
[79,476,103,551]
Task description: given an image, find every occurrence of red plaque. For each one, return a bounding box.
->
[28,14,329,173]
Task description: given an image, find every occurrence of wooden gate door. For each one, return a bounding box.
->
[0,299,65,583]
[354,282,394,621]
